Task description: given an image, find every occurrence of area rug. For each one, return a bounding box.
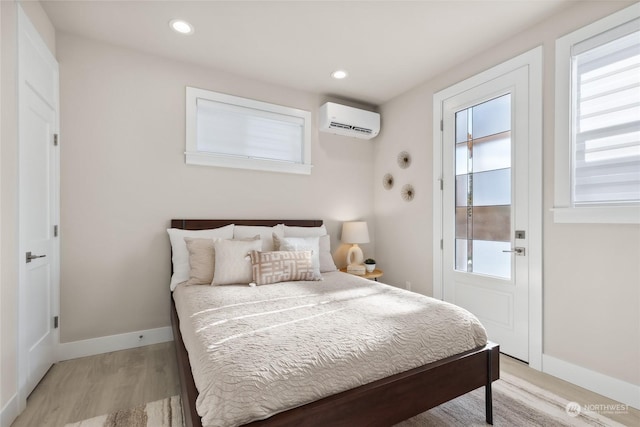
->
[66,373,624,427]
[397,371,625,427]
[64,395,182,427]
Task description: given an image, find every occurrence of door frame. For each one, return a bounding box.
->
[432,47,543,370]
[17,5,60,409]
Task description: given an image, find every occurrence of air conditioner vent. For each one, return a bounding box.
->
[352,127,373,134]
[320,102,380,140]
[329,122,374,135]
[329,122,353,130]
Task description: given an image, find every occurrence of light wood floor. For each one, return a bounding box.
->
[11,343,639,426]
[501,355,639,426]
[11,342,179,427]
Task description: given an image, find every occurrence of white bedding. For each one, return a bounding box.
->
[173,271,487,427]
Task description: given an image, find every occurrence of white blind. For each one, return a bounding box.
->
[196,98,305,164]
[572,19,640,205]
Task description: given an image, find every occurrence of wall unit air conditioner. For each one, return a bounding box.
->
[319,102,380,140]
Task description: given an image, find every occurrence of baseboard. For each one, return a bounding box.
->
[57,326,174,361]
[543,354,640,410]
[0,393,18,427]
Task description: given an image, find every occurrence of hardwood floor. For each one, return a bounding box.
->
[11,342,179,427]
[501,355,639,426]
[11,344,639,427]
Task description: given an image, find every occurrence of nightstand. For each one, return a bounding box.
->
[339,268,384,281]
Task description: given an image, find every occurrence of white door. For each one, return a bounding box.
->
[441,66,530,361]
[18,7,59,399]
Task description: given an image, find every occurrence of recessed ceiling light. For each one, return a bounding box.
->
[331,70,348,80]
[170,19,194,35]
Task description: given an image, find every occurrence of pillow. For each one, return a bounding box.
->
[249,250,318,285]
[234,224,284,251]
[212,237,262,285]
[319,234,338,272]
[283,224,327,237]
[282,225,337,272]
[273,235,322,280]
[167,224,234,290]
[184,238,220,286]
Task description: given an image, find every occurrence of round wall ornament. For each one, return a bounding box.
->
[401,184,415,202]
[397,151,411,169]
[383,173,394,190]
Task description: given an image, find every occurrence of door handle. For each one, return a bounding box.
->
[26,251,46,263]
[502,247,525,256]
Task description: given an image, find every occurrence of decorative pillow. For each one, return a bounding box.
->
[167,224,234,290]
[212,237,262,285]
[234,224,284,251]
[184,237,220,285]
[282,225,337,272]
[249,250,318,285]
[273,235,322,280]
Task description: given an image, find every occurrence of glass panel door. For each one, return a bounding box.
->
[439,57,535,363]
[454,94,512,279]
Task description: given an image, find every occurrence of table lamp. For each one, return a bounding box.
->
[341,221,369,275]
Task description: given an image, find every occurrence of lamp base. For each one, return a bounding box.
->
[347,244,364,266]
[346,264,366,275]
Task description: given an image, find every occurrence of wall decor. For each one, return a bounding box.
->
[397,151,411,169]
[401,184,415,202]
[383,173,394,190]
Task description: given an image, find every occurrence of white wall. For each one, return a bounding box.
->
[373,0,639,390]
[56,33,376,343]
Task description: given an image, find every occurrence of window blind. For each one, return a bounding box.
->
[196,98,305,164]
[572,19,640,205]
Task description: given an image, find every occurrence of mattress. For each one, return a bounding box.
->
[172,271,487,427]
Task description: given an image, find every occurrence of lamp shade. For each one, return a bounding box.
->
[341,221,370,244]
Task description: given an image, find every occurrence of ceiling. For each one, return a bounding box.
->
[40,0,576,106]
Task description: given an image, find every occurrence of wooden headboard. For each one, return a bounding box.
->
[170,219,323,230]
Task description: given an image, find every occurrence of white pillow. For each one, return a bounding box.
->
[283,224,327,237]
[167,224,234,290]
[283,225,336,272]
[274,235,322,280]
[234,224,284,251]
[212,237,262,285]
[319,235,337,272]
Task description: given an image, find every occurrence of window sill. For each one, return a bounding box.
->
[551,206,640,224]
[185,151,312,175]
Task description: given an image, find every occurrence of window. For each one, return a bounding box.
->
[186,87,312,175]
[455,94,513,279]
[554,4,640,223]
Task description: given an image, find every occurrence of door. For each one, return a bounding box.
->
[441,66,530,361]
[18,7,59,398]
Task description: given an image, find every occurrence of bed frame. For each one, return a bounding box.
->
[169,219,500,427]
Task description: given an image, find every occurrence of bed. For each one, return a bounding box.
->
[169,219,499,427]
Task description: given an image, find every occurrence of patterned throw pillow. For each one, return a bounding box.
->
[272,235,322,279]
[249,251,319,285]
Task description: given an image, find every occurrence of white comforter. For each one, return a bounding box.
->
[173,271,487,427]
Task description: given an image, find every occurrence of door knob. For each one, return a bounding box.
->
[26,252,46,263]
[502,247,525,256]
